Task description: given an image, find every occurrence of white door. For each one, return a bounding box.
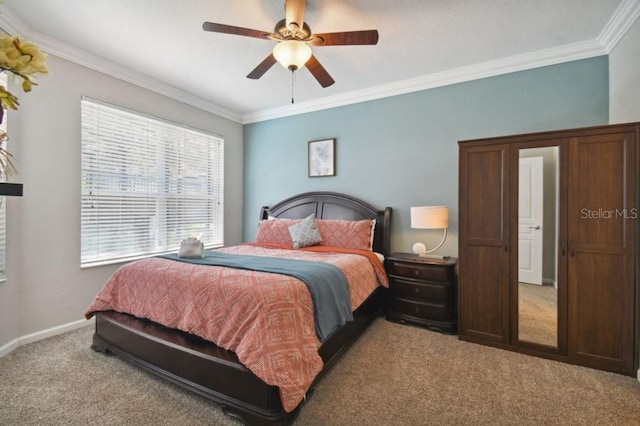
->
[518,157,544,284]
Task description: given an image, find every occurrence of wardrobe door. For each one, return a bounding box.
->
[567,131,636,375]
[459,144,511,343]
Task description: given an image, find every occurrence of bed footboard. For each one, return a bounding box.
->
[92,286,387,425]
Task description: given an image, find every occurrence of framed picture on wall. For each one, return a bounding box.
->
[308,138,336,177]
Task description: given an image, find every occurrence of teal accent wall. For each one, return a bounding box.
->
[243,57,609,255]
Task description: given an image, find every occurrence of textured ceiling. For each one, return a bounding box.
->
[1,0,637,122]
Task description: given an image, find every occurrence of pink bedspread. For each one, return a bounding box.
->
[85,244,388,412]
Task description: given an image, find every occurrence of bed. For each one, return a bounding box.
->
[87,192,392,425]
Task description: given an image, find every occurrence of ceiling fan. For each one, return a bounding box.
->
[202,0,379,88]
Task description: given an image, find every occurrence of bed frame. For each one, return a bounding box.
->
[91,192,392,425]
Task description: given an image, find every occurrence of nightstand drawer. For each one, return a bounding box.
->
[390,277,450,302]
[385,254,457,334]
[388,261,453,282]
[390,298,450,322]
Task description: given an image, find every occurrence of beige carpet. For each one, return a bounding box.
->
[518,282,558,346]
[2,319,640,425]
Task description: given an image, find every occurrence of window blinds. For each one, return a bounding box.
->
[80,97,224,267]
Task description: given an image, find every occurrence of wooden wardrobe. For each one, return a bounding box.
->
[458,123,639,376]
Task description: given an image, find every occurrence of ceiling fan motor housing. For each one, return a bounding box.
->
[274,19,311,40]
[285,0,308,34]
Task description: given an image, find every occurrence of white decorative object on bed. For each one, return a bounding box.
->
[178,236,204,258]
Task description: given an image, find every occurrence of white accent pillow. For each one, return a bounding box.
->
[288,214,323,249]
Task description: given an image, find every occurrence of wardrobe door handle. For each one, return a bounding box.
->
[560,240,566,256]
[570,240,575,257]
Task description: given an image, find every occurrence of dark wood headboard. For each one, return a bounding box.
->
[259,192,392,257]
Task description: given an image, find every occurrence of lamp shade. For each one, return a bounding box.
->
[410,206,449,229]
[273,40,312,70]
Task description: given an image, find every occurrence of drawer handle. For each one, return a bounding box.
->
[414,288,421,296]
[414,270,420,277]
[415,307,420,314]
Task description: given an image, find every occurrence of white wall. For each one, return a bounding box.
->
[610,17,640,123]
[608,14,640,377]
[0,55,243,348]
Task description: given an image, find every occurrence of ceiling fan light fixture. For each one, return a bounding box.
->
[273,40,312,71]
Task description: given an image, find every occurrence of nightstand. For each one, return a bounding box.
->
[385,253,458,334]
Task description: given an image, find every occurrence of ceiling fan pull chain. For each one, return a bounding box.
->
[291,69,295,104]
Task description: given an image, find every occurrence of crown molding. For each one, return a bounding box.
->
[599,0,640,52]
[0,7,242,123]
[0,4,21,35]
[241,38,606,124]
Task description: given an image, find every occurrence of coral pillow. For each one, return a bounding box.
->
[256,217,376,251]
[255,218,300,247]
[316,219,375,251]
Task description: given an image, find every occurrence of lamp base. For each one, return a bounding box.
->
[412,228,448,259]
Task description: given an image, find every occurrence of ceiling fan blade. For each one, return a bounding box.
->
[310,30,379,46]
[306,55,335,88]
[247,54,278,79]
[202,22,270,39]
[285,0,307,32]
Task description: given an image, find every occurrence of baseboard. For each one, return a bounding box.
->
[0,318,93,358]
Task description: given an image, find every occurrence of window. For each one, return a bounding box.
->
[80,97,224,267]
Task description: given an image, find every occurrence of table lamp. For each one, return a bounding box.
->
[410,206,449,259]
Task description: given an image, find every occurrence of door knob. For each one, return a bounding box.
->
[529,225,541,230]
